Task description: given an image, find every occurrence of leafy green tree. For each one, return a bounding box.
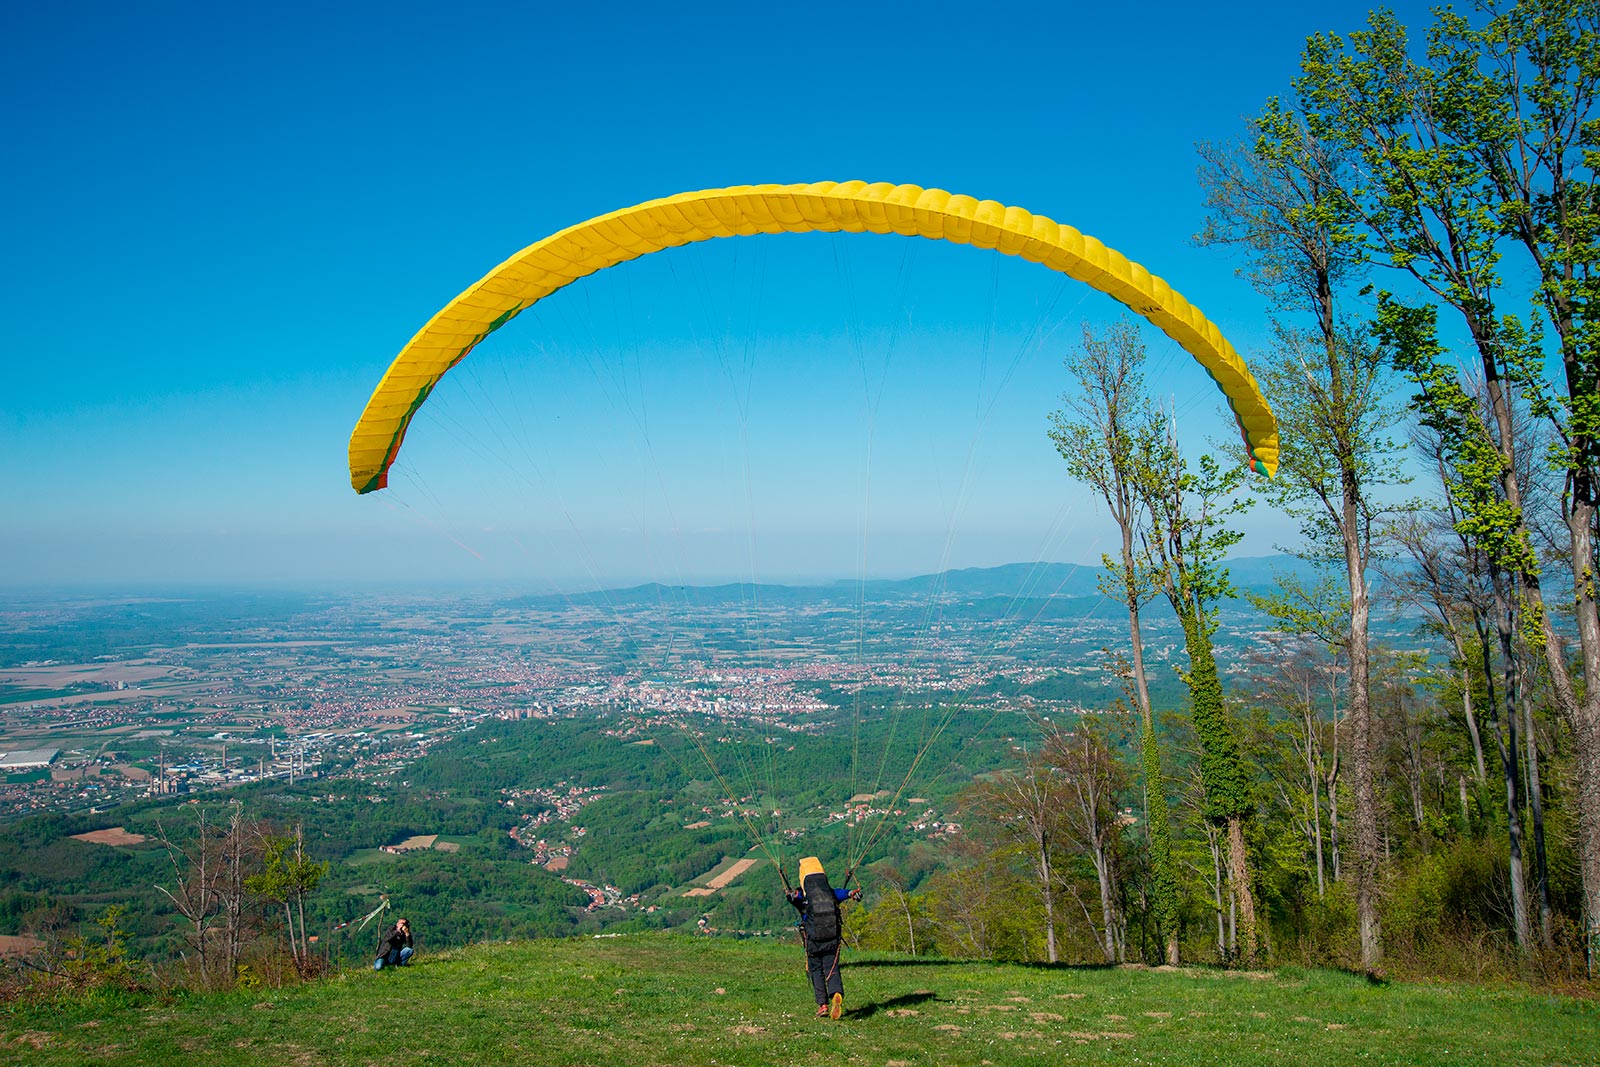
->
[851,866,933,955]
[1291,0,1600,961]
[246,825,327,972]
[918,851,1036,962]
[59,905,139,994]
[1199,85,1408,971]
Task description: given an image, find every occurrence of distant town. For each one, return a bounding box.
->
[0,570,1427,822]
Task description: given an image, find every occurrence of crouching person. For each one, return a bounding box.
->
[374,917,413,970]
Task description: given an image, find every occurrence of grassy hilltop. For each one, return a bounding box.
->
[4,935,1596,1067]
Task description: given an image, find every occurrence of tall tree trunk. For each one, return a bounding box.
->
[1563,499,1600,974]
[1460,663,1488,787]
[1226,816,1258,965]
[1207,822,1227,963]
[1038,842,1058,965]
[296,894,309,970]
[1142,726,1180,965]
[223,812,246,981]
[1308,703,1326,898]
[1481,617,1532,953]
[283,901,299,966]
[1327,752,1342,884]
[1176,601,1257,963]
[1093,846,1117,965]
[1343,503,1381,973]
[1522,691,1552,949]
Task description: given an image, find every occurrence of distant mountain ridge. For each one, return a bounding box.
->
[511,555,1325,610]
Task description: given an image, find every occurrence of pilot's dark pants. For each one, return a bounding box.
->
[805,937,843,1004]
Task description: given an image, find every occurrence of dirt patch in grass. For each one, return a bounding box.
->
[390,835,438,852]
[683,857,759,896]
[0,935,42,958]
[70,826,148,846]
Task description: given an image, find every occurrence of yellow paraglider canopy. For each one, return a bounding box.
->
[348,181,1278,493]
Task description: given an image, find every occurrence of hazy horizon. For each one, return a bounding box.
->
[4,1,1426,589]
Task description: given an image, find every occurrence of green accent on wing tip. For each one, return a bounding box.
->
[488,303,525,332]
[366,303,527,493]
[371,381,439,490]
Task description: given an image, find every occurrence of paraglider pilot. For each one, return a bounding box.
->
[786,857,861,1019]
[374,916,413,970]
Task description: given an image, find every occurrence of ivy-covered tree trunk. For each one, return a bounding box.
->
[1177,598,1258,961]
[1142,723,1180,964]
[1124,521,1181,966]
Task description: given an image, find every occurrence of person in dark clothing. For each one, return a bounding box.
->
[785,857,860,1019]
[374,916,413,970]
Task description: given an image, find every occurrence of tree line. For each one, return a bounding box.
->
[855,0,1599,982]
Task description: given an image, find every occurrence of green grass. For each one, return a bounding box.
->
[0,685,79,705]
[5,935,1596,1066]
[343,848,401,868]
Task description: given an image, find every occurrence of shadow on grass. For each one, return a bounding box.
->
[1012,960,1118,973]
[845,956,1118,973]
[844,990,939,1020]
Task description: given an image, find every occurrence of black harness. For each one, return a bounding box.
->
[802,871,840,946]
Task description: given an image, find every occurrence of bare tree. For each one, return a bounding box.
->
[1045,726,1129,963]
[963,745,1068,963]
[153,811,223,987]
[153,805,263,990]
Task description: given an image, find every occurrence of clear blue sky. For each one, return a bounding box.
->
[1,1,1438,590]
